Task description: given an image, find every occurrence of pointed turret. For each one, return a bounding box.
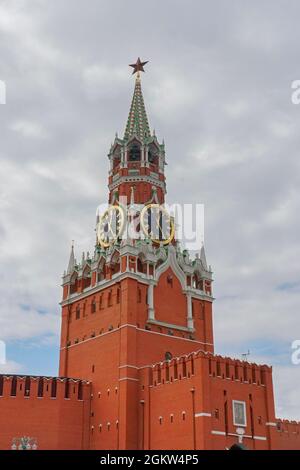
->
[200,244,208,270]
[124,72,150,142]
[67,242,75,274]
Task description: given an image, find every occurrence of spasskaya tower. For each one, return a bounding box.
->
[60,58,214,449]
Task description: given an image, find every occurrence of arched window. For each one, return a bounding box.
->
[98,258,106,282]
[182,360,187,378]
[129,144,141,161]
[108,291,112,307]
[76,305,80,320]
[148,149,157,165]
[82,266,91,289]
[193,272,203,290]
[165,351,173,361]
[191,357,195,375]
[70,272,78,294]
[137,257,146,274]
[113,148,121,169]
[174,362,178,380]
[111,252,120,275]
[91,298,96,314]
[166,364,170,382]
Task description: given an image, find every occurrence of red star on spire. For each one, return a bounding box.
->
[129,57,149,75]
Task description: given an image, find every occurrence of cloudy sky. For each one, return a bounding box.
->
[0,0,300,420]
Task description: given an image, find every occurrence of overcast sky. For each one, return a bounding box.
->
[0,0,300,420]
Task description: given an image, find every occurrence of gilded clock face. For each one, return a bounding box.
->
[140,203,175,245]
[97,205,125,248]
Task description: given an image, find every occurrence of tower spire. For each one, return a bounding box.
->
[124,58,150,142]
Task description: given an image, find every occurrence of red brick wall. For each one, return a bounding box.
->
[138,352,280,450]
[0,376,91,450]
[275,420,300,449]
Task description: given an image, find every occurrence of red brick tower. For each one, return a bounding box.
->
[60,59,214,449]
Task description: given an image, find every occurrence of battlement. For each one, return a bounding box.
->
[207,353,271,385]
[0,375,91,449]
[275,418,300,449]
[150,350,271,387]
[0,375,90,401]
[276,418,300,432]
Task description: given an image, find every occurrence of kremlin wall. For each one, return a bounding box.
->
[0,351,300,449]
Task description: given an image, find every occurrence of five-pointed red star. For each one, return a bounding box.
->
[129,57,149,75]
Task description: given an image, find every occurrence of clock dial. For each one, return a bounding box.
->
[97,205,125,248]
[140,203,175,245]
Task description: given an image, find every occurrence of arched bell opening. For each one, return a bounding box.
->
[110,251,120,276]
[137,254,147,274]
[148,143,159,167]
[70,272,78,295]
[97,258,106,283]
[128,143,141,162]
[82,265,92,290]
[193,271,203,290]
[112,145,121,170]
